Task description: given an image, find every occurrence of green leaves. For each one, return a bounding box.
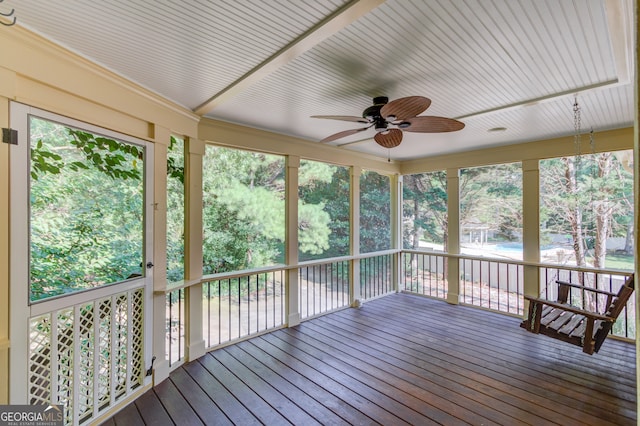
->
[29,117,145,301]
[30,128,142,181]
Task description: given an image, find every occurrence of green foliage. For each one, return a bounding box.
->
[541,151,634,267]
[403,171,447,249]
[31,128,142,182]
[167,136,185,184]
[298,202,331,255]
[202,147,286,273]
[360,170,391,253]
[29,118,144,301]
[460,163,523,242]
[167,137,185,282]
[298,161,350,260]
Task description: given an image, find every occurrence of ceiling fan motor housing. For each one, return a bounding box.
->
[362,96,389,120]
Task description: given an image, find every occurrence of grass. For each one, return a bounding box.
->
[603,254,634,271]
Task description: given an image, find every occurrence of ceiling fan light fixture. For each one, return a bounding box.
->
[374,118,388,132]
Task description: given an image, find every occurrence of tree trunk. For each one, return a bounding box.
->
[562,157,586,270]
[623,222,634,253]
[593,153,613,269]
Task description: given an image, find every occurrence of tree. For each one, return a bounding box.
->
[403,171,447,250]
[202,147,338,273]
[540,151,633,270]
[298,163,350,260]
[360,171,391,253]
[167,136,185,282]
[29,118,144,300]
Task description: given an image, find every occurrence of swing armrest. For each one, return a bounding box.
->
[524,295,615,322]
[555,280,618,297]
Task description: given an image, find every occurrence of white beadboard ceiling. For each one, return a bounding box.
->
[8,0,635,161]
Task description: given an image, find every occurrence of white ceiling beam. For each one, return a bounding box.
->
[604,0,633,84]
[194,0,386,116]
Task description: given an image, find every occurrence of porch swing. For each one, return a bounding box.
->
[520,96,635,355]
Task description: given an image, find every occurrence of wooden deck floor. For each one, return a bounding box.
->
[102,293,636,425]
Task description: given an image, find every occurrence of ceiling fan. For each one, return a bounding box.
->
[312,96,464,148]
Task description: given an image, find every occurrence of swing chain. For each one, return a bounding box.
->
[573,95,581,158]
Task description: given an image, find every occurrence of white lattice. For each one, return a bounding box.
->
[113,294,128,400]
[77,304,94,423]
[28,287,147,426]
[130,289,144,388]
[97,299,111,411]
[56,309,74,426]
[29,315,52,405]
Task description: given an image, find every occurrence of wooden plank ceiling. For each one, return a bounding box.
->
[10,0,635,161]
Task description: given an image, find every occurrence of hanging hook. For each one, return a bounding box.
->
[0,0,16,26]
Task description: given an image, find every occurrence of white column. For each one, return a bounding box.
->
[391,174,402,292]
[286,156,301,326]
[446,168,460,304]
[151,127,170,383]
[351,166,362,306]
[522,159,540,311]
[184,138,205,361]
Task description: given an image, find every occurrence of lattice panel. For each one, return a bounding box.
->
[113,294,128,400]
[77,304,95,423]
[97,298,112,411]
[130,289,144,389]
[29,315,52,405]
[56,308,74,426]
[27,287,147,426]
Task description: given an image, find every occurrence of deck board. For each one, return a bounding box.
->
[104,293,636,425]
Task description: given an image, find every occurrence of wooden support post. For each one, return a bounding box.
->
[286,156,301,326]
[151,128,170,383]
[391,174,402,293]
[522,159,540,314]
[184,138,206,361]
[446,168,460,304]
[351,166,362,306]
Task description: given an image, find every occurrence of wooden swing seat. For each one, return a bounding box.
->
[520,274,634,354]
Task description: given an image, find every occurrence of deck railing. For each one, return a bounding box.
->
[26,251,636,425]
[400,249,634,338]
[459,255,524,315]
[359,252,395,300]
[401,251,448,299]
[166,288,185,366]
[299,259,350,319]
[202,268,286,350]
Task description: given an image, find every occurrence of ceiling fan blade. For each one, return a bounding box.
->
[401,116,465,133]
[320,126,369,143]
[374,129,403,148]
[380,96,431,121]
[311,115,369,123]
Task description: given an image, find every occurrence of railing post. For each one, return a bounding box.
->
[522,159,540,312]
[351,166,362,306]
[446,168,460,304]
[184,138,205,361]
[286,156,301,326]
